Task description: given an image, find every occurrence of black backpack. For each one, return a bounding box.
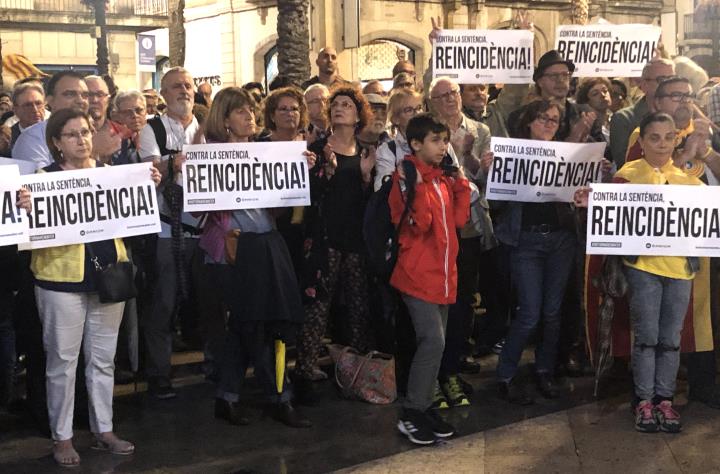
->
[363,157,417,280]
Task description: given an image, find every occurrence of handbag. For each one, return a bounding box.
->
[87,244,137,303]
[224,229,242,265]
[328,343,396,404]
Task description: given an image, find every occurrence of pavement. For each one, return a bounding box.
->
[1,352,719,474]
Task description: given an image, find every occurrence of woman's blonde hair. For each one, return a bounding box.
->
[388,89,423,126]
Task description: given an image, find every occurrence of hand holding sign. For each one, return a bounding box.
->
[150,165,162,186]
[16,187,31,214]
[573,186,591,208]
[303,150,317,169]
[480,151,494,173]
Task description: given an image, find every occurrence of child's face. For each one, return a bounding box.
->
[413,131,449,165]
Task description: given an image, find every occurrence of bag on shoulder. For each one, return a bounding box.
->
[224,229,242,265]
[87,245,136,304]
[328,344,396,404]
[362,159,417,280]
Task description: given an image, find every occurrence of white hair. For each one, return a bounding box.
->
[304,83,329,96]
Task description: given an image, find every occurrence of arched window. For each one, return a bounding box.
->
[358,39,415,87]
[264,45,278,89]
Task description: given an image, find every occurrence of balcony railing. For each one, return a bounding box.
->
[684,13,719,39]
[0,0,168,16]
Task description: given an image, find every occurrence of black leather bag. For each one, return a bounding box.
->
[87,245,136,303]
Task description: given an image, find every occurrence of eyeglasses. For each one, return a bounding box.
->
[277,106,300,113]
[60,128,92,140]
[306,98,328,105]
[60,90,90,100]
[656,92,696,103]
[542,72,572,82]
[535,114,560,126]
[401,105,424,114]
[18,100,45,110]
[118,107,146,116]
[88,91,109,100]
[430,89,460,101]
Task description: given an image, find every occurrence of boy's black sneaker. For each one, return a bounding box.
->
[397,408,435,445]
[498,380,534,406]
[425,409,455,438]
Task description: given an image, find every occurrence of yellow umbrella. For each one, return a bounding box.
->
[275,339,286,393]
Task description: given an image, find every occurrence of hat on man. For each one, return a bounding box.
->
[533,50,576,82]
[365,93,388,107]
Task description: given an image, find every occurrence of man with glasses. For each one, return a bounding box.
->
[13,71,89,168]
[85,76,123,164]
[304,83,329,143]
[507,50,603,144]
[609,58,675,166]
[9,82,45,155]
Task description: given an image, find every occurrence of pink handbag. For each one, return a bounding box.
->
[328,344,397,404]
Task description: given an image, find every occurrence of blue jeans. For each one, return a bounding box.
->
[625,266,692,401]
[497,230,575,381]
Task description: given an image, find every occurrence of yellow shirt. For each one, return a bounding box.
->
[615,158,704,280]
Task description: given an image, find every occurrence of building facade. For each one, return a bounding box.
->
[1,0,678,91]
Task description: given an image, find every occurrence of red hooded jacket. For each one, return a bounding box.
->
[389,155,471,305]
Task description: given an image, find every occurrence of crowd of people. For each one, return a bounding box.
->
[2,18,720,465]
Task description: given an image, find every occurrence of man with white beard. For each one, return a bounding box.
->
[138,67,201,400]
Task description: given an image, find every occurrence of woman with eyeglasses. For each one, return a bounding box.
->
[374,89,424,191]
[493,99,577,405]
[33,109,160,467]
[293,86,376,403]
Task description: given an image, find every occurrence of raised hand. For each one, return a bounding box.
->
[429,16,443,43]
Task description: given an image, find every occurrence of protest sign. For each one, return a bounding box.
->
[586,183,720,257]
[555,24,661,77]
[486,137,606,203]
[432,29,534,84]
[0,156,39,175]
[18,163,160,250]
[181,141,311,213]
[0,165,30,246]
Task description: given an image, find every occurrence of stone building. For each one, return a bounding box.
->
[1,0,678,90]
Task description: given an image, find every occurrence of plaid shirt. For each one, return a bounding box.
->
[708,84,720,125]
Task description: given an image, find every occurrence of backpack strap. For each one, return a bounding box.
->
[147,116,171,157]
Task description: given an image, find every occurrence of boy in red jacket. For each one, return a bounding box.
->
[390,113,471,444]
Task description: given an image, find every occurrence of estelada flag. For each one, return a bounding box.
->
[3,54,49,80]
[584,254,714,363]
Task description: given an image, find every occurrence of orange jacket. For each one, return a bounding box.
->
[389,155,471,305]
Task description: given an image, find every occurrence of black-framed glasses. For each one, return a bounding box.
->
[430,89,460,101]
[656,92,696,103]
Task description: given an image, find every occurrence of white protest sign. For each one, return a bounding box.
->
[181,141,311,213]
[433,30,534,84]
[0,157,39,175]
[586,183,720,257]
[18,163,161,250]
[486,137,606,203]
[0,165,30,246]
[555,24,661,77]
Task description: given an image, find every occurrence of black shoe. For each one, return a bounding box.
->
[458,356,481,374]
[148,381,177,400]
[498,380,534,405]
[425,409,455,438]
[171,333,189,353]
[397,408,435,445]
[214,398,250,425]
[271,401,312,428]
[292,375,318,406]
[114,369,135,385]
[536,373,559,399]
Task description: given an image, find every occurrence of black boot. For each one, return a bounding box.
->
[271,401,312,428]
[215,398,250,425]
[498,379,534,405]
[536,373,559,399]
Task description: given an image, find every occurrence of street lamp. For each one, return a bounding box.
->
[81,0,110,76]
